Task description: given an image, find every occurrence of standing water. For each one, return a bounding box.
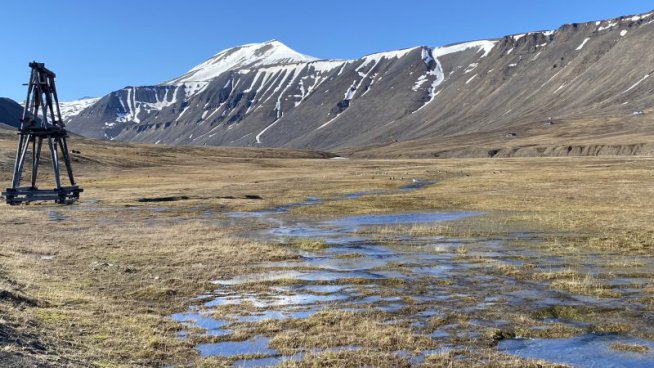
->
[172,180,654,366]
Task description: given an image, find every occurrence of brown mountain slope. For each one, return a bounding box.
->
[66,11,654,157]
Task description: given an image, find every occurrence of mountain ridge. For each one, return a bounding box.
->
[59,9,654,156]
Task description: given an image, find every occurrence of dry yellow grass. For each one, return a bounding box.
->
[0,131,653,366]
[610,343,650,353]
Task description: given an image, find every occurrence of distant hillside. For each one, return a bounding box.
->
[65,10,654,157]
[0,98,23,129]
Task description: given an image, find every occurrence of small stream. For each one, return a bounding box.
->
[172,180,654,367]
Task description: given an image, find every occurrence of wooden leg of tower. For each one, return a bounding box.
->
[10,134,25,189]
[35,137,43,188]
[59,137,76,186]
[30,136,39,189]
[48,137,62,190]
[11,134,30,189]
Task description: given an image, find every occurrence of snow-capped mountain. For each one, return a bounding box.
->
[166,40,318,85]
[67,39,497,146]
[14,96,100,125]
[67,10,654,155]
[59,97,101,123]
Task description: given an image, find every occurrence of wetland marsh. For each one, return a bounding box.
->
[0,133,652,367]
[172,183,654,367]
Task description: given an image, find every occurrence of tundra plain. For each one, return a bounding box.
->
[0,130,652,367]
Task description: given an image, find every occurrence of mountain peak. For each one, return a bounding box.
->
[167,40,318,85]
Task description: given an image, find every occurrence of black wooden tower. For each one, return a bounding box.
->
[2,62,83,205]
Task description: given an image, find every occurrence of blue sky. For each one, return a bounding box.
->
[1,0,652,101]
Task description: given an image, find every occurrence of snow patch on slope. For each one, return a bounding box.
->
[255,60,345,143]
[315,54,392,131]
[434,40,497,58]
[115,83,208,124]
[464,63,479,74]
[576,38,591,51]
[623,74,650,94]
[409,41,496,114]
[598,22,618,32]
[359,47,419,68]
[412,47,445,114]
[412,74,430,91]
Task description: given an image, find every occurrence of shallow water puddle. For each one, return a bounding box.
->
[232,355,303,367]
[171,312,232,336]
[329,211,478,228]
[172,180,654,366]
[236,309,319,323]
[177,209,493,364]
[197,336,277,358]
[226,180,435,220]
[205,292,349,308]
[213,269,392,286]
[47,210,66,221]
[499,334,654,367]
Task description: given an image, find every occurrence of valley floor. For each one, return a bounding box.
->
[0,132,652,367]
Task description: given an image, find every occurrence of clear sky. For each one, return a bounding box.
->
[1,0,653,101]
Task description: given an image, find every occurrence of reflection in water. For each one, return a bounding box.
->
[170,180,653,366]
[197,336,276,358]
[500,334,654,368]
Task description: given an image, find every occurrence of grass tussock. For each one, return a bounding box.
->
[268,310,436,355]
[423,349,567,368]
[609,343,650,353]
[534,305,596,322]
[515,323,584,339]
[283,238,329,251]
[548,274,621,298]
[281,350,412,368]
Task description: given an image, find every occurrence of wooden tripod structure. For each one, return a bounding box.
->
[2,62,83,205]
